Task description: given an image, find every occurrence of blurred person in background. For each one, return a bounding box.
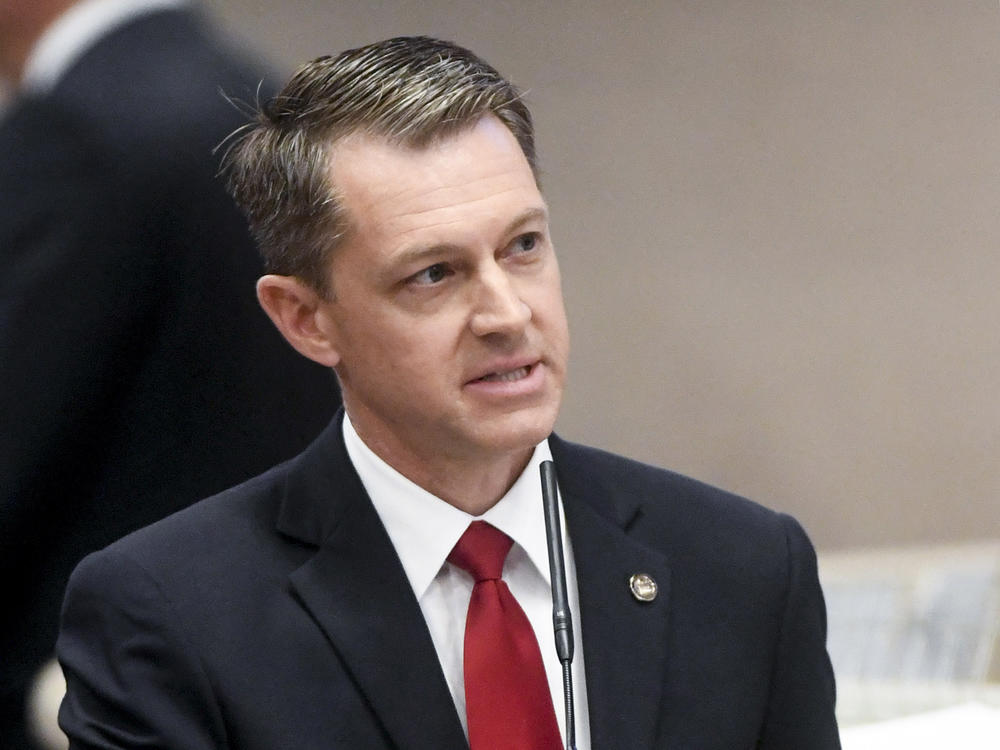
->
[0,1,339,746]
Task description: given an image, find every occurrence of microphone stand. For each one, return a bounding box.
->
[540,460,577,750]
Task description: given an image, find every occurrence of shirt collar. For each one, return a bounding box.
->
[21,0,188,95]
[343,413,554,600]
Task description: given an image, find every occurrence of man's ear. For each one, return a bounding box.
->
[256,275,341,368]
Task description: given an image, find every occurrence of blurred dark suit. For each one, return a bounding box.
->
[0,8,339,746]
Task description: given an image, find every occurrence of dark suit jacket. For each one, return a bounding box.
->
[0,9,338,743]
[57,413,840,749]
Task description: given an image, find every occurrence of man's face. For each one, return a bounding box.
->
[317,115,570,472]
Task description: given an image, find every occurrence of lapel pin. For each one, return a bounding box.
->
[629,573,658,602]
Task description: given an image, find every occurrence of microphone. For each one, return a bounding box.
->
[540,460,576,750]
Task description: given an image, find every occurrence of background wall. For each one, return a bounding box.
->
[205,0,1000,550]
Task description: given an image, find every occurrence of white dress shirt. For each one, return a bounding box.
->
[344,414,591,748]
[20,0,187,95]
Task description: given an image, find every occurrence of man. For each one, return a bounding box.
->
[0,2,338,745]
[57,36,840,749]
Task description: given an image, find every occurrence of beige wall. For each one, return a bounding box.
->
[205,0,1000,550]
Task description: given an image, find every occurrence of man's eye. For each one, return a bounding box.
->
[513,233,538,253]
[411,263,450,286]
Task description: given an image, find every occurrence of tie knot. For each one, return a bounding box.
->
[447,521,513,582]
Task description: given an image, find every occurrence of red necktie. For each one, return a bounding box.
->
[448,521,563,750]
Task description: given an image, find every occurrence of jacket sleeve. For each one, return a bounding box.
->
[57,549,227,750]
[757,514,841,749]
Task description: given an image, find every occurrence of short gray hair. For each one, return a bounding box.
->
[222,36,536,296]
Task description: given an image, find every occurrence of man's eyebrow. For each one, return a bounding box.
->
[389,206,550,269]
[503,206,549,235]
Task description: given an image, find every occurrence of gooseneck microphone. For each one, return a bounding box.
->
[540,460,577,750]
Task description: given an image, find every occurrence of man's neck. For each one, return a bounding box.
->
[345,413,534,516]
[0,0,75,82]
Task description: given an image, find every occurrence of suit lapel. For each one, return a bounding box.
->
[552,437,673,750]
[277,415,468,750]
[274,418,673,749]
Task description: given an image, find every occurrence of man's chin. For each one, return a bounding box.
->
[471,408,560,455]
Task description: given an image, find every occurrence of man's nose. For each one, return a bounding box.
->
[468,265,532,337]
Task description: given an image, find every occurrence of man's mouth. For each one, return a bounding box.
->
[474,365,532,383]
